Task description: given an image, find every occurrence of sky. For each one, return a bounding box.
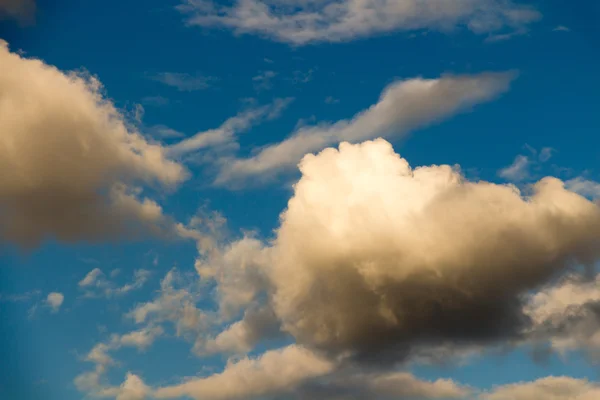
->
[1,0,600,399]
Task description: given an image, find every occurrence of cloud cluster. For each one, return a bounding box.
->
[0,41,187,247]
[264,139,600,362]
[215,72,515,186]
[178,0,541,45]
[127,269,208,338]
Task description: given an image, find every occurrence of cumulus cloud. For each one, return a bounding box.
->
[78,268,151,298]
[481,376,600,400]
[178,0,541,45]
[215,72,516,186]
[524,273,600,356]
[0,0,36,24]
[46,292,64,313]
[154,345,334,400]
[0,41,187,247]
[264,139,600,363]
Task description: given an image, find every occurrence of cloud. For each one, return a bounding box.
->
[150,72,217,91]
[299,369,470,400]
[75,327,163,398]
[0,41,187,247]
[146,125,186,139]
[178,0,541,45]
[481,376,600,400]
[0,0,36,25]
[168,98,293,157]
[78,268,151,298]
[215,72,516,186]
[127,269,208,337]
[498,155,530,181]
[524,273,600,356]
[565,178,600,200]
[198,304,282,355]
[154,345,334,400]
[263,139,600,363]
[46,292,64,313]
[498,146,554,182]
[553,25,571,32]
[252,70,277,91]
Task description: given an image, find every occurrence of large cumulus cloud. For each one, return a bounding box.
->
[0,41,187,247]
[265,139,600,363]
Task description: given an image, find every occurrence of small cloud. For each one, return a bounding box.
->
[141,96,170,107]
[252,70,277,91]
[498,155,530,181]
[263,58,274,64]
[538,147,554,162]
[78,268,151,298]
[498,145,554,182]
[46,292,64,313]
[146,124,186,139]
[150,72,217,91]
[324,96,339,104]
[291,69,314,84]
[565,177,600,200]
[553,25,570,32]
[485,29,527,43]
[0,290,41,303]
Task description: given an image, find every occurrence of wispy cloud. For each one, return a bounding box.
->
[213,72,517,186]
[150,72,218,91]
[78,268,151,298]
[553,25,571,32]
[178,0,541,46]
[167,98,293,157]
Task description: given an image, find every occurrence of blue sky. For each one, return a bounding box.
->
[1,1,600,400]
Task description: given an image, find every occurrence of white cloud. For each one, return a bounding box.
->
[127,269,208,337]
[215,72,515,186]
[168,98,293,157]
[263,139,600,361]
[154,345,334,400]
[553,25,571,32]
[178,0,541,45]
[252,70,277,91]
[150,72,217,91]
[46,292,64,313]
[565,178,600,200]
[0,41,187,247]
[498,154,530,181]
[481,376,600,400]
[498,146,554,182]
[524,273,600,355]
[75,327,163,398]
[0,0,36,24]
[78,268,151,298]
